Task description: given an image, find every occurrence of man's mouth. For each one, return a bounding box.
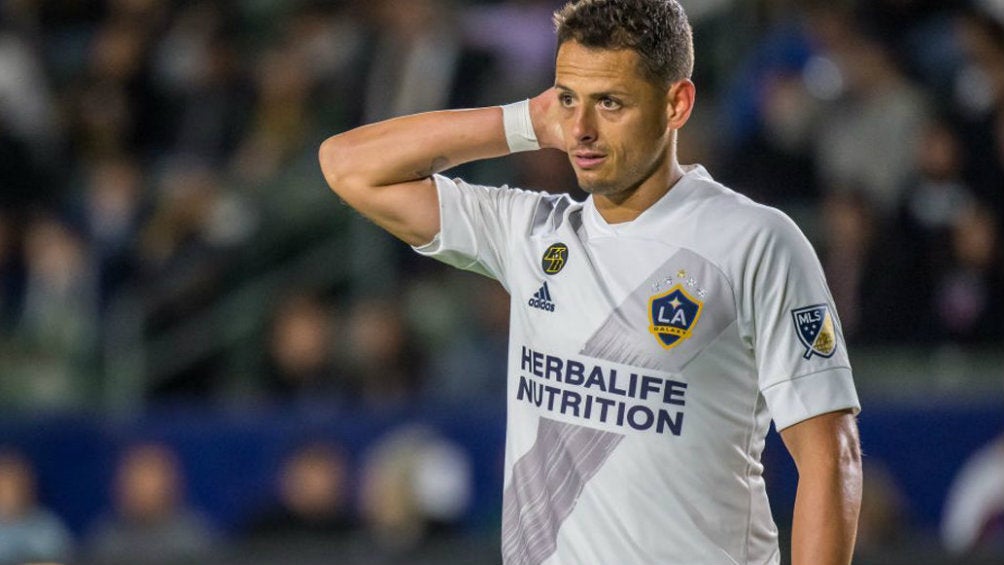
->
[573,151,606,169]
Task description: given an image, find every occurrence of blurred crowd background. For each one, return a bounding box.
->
[0,0,1002,564]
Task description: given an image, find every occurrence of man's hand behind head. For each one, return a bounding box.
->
[529,88,565,151]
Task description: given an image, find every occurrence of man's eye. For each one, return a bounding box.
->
[599,98,621,110]
[559,94,575,107]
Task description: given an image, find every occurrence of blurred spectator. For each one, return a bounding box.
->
[138,164,256,398]
[246,441,356,542]
[262,292,353,407]
[278,1,367,132]
[953,9,1004,209]
[360,0,497,122]
[77,154,146,307]
[230,43,313,185]
[820,189,920,343]
[144,164,255,274]
[931,203,1003,343]
[0,214,98,408]
[811,14,930,215]
[726,68,821,205]
[893,120,977,341]
[345,296,424,406]
[897,120,976,245]
[716,3,814,152]
[359,425,472,559]
[0,27,59,211]
[0,450,74,565]
[714,3,825,204]
[942,432,1004,555]
[86,442,217,564]
[856,0,966,94]
[0,24,59,163]
[19,214,98,358]
[151,2,251,166]
[66,15,166,161]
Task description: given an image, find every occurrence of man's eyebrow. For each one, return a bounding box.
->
[555,83,630,98]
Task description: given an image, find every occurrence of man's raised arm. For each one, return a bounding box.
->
[318,93,561,247]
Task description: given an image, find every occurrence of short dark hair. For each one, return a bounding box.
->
[553,0,694,86]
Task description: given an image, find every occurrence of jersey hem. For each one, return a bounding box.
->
[761,367,860,431]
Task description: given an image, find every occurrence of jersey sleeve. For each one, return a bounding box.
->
[412,174,545,288]
[750,210,861,431]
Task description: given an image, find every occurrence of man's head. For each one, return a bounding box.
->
[115,443,184,522]
[548,0,696,200]
[278,442,348,519]
[554,0,693,89]
[0,451,36,519]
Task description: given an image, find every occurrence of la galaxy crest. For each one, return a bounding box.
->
[648,285,703,349]
[541,243,568,275]
[792,304,837,359]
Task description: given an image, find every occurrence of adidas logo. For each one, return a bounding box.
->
[528,282,556,312]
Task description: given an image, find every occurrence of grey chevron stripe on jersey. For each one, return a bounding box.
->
[501,418,623,565]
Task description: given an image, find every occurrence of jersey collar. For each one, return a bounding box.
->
[583,164,711,237]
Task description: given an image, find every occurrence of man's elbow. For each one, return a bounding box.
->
[318,136,354,197]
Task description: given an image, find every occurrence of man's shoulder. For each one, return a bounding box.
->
[679,171,798,238]
[440,174,583,230]
[441,175,577,204]
[665,170,813,274]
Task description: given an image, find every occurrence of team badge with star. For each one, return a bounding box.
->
[648,285,703,349]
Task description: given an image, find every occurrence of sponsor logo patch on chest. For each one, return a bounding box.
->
[541,243,568,275]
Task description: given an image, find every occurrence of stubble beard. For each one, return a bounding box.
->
[573,159,648,198]
[576,176,620,196]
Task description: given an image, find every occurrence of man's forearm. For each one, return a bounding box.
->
[317,92,557,246]
[790,455,862,565]
[319,107,510,193]
[780,410,862,565]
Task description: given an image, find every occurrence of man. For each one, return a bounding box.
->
[319,1,862,563]
[0,451,75,564]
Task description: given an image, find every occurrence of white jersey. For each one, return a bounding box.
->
[414,165,860,565]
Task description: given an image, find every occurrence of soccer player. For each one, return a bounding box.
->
[318,0,862,563]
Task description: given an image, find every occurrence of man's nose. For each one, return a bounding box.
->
[572,106,597,145]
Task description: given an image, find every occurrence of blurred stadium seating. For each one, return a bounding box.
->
[0,1,1002,563]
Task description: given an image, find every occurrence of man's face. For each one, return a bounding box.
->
[554,41,671,197]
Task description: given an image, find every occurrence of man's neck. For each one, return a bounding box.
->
[593,160,686,224]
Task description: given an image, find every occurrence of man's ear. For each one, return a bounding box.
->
[666,79,696,131]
